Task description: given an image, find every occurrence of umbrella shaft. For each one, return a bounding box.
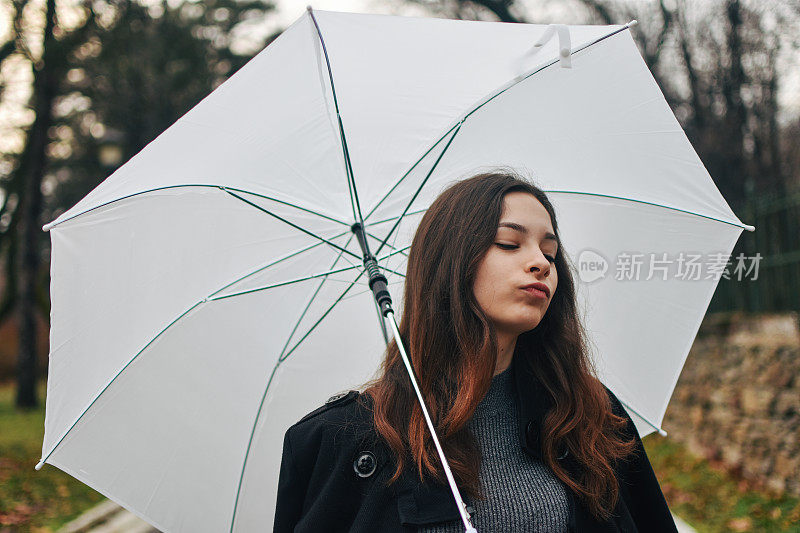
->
[352,222,393,315]
[386,310,477,533]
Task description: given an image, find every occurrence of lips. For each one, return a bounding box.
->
[521,282,550,298]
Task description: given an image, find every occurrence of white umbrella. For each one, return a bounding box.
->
[38,8,752,533]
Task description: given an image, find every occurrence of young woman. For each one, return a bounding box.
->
[273,172,678,533]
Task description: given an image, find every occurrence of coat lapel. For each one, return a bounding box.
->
[511,349,555,460]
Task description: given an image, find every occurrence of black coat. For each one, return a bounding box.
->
[273,356,678,533]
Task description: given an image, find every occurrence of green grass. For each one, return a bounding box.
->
[0,381,104,531]
[644,434,800,532]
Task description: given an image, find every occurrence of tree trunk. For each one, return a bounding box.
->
[16,0,57,409]
[720,0,748,205]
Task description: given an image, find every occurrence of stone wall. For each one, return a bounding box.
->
[663,312,800,495]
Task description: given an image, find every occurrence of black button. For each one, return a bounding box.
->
[354,452,376,478]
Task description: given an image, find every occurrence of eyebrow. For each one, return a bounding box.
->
[497,222,558,246]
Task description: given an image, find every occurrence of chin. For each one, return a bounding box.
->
[524,321,544,333]
[509,315,544,335]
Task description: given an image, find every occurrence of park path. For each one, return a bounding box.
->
[57,500,157,533]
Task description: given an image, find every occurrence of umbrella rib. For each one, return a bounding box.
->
[206,229,353,299]
[207,264,362,301]
[375,213,410,292]
[229,269,369,533]
[276,236,359,361]
[208,243,407,304]
[362,24,637,224]
[374,120,463,257]
[220,188,362,262]
[35,301,204,471]
[308,7,366,228]
[368,207,427,228]
[363,123,460,222]
[224,187,349,227]
[367,187,748,236]
[364,230,407,257]
[545,190,752,231]
[39,234,403,472]
[459,24,636,124]
[228,232,359,532]
[35,236,365,470]
[209,261,404,301]
[227,272,364,532]
[36,263,371,472]
[42,184,349,232]
[205,244,407,304]
[378,245,411,262]
[343,277,406,302]
[279,270,365,363]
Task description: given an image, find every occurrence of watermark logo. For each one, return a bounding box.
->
[575,251,762,282]
[578,249,609,283]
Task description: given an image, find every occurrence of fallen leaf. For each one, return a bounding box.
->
[727,517,752,531]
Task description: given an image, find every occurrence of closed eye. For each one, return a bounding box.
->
[495,243,556,263]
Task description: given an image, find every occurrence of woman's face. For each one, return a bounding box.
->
[472,191,559,340]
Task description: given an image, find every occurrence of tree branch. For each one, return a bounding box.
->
[464,0,523,23]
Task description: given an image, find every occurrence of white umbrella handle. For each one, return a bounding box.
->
[386,310,478,533]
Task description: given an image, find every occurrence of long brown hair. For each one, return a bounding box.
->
[361,170,634,520]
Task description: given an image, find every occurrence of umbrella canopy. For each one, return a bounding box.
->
[39,9,751,533]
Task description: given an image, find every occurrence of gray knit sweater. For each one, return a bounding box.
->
[419,366,571,532]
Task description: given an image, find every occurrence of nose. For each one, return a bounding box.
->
[527,250,551,277]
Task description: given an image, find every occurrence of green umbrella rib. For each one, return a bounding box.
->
[36,237,402,471]
[42,184,350,232]
[308,7,365,229]
[546,190,753,231]
[362,23,639,227]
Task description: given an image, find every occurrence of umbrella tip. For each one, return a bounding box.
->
[743,224,755,232]
[657,428,668,437]
[306,5,313,12]
[35,460,44,471]
[628,19,639,27]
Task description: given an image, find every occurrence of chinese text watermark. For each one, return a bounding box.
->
[577,250,762,284]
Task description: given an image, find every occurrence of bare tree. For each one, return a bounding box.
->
[12,0,59,408]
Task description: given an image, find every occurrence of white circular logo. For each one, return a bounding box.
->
[577,249,608,283]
